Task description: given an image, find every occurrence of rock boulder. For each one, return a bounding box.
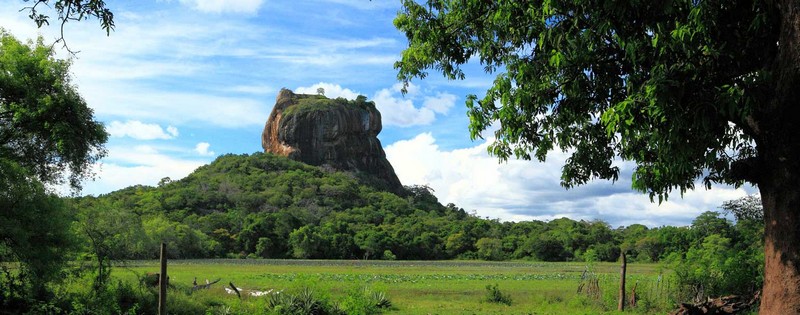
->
[262,89,403,194]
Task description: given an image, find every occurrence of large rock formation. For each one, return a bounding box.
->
[262,89,403,194]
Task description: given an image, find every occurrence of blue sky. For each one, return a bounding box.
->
[1,0,756,227]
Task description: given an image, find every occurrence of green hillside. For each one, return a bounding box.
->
[72,152,473,260]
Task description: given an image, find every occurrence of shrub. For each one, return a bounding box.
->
[382,250,396,261]
[670,234,763,301]
[339,286,392,315]
[483,284,512,305]
[267,287,341,315]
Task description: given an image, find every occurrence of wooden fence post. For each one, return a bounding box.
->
[618,251,627,311]
[158,243,167,315]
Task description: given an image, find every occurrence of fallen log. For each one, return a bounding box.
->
[191,278,221,291]
[669,293,759,315]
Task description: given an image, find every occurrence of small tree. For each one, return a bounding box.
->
[316,87,325,96]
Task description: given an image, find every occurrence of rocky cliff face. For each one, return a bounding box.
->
[262,89,403,194]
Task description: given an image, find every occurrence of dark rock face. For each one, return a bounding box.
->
[262,89,403,194]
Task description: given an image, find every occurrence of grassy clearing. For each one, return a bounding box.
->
[111,260,675,314]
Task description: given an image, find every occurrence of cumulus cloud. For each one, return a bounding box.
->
[79,145,207,195]
[195,142,216,156]
[107,120,179,140]
[423,92,457,114]
[385,133,754,227]
[371,83,458,127]
[179,0,265,14]
[296,82,361,100]
[373,88,436,127]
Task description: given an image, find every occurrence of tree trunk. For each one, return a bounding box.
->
[759,1,800,313]
[760,183,800,313]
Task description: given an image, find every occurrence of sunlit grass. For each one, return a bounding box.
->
[108,260,673,314]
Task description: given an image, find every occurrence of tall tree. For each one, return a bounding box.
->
[1,30,108,190]
[0,31,106,301]
[394,0,798,311]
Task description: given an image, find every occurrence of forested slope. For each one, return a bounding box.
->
[71,153,760,272]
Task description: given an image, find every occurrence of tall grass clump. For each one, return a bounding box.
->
[577,267,601,300]
[587,272,679,313]
[267,287,341,315]
[483,283,512,305]
[339,286,393,315]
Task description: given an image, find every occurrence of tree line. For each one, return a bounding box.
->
[70,153,763,278]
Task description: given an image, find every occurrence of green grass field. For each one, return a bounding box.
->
[110,260,677,314]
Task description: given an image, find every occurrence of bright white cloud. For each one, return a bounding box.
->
[423,92,457,114]
[385,133,754,227]
[195,142,216,156]
[179,0,265,14]
[107,120,179,140]
[372,87,436,127]
[398,82,421,97]
[80,145,207,195]
[296,82,361,100]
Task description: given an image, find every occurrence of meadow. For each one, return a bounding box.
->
[110,260,676,314]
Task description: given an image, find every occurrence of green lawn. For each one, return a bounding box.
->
[111,260,675,314]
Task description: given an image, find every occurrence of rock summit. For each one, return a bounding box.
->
[261,88,403,194]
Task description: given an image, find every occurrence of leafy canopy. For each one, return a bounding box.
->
[0,30,107,189]
[0,30,106,302]
[395,0,776,201]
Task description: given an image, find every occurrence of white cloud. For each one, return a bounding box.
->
[80,145,207,195]
[372,87,435,127]
[296,82,361,100]
[179,0,265,14]
[385,133,754,227]
[166,126,180,137]
[226,84,275,95]
[423,92,457,114]
[107,120,179,140]
[82,83,268,128]
[195,142,216,156]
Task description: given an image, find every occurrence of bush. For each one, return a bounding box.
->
[483,284,512,305]
[381,250,396,261]
[671,234,762,300]
[339,286,392,315]
[267,287,341,315]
